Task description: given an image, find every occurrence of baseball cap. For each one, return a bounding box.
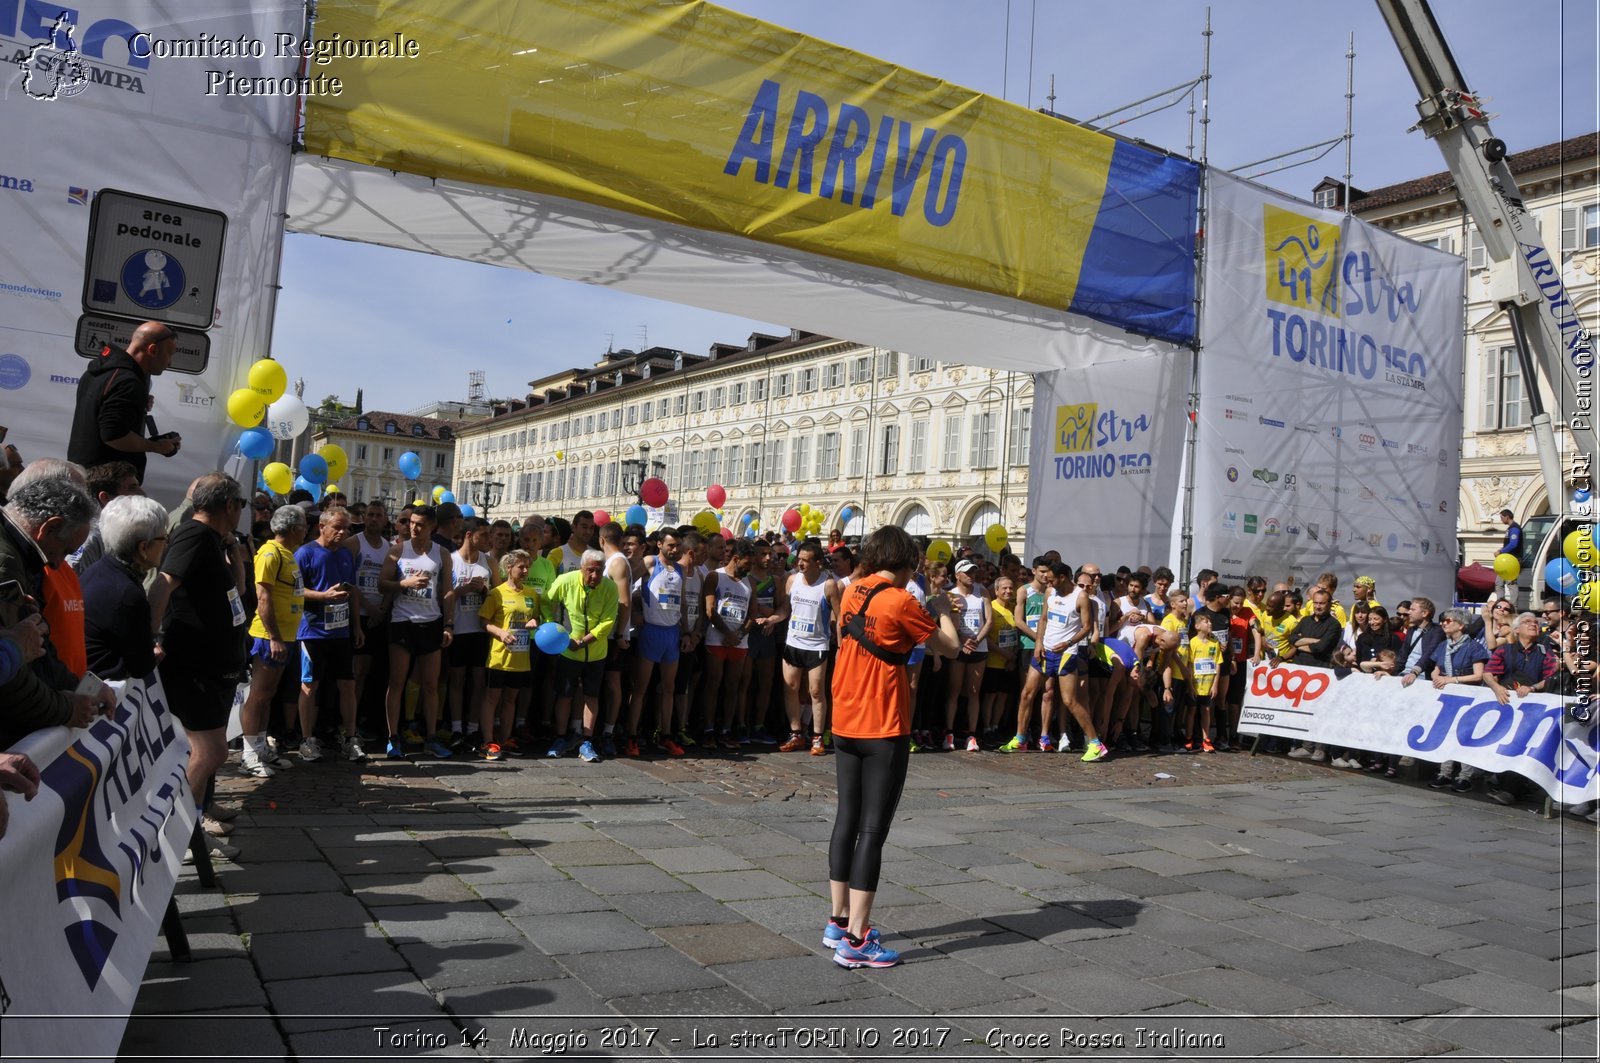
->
[955,560,977,575]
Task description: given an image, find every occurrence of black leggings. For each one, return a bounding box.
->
[829,735,911,892]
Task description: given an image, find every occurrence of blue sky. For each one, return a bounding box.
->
[270,0,1598,412]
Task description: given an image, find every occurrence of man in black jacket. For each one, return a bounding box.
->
[1398,596,1446,687]
[67,322,182,483]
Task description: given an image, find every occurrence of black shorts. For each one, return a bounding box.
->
[957,650,986,665]
[748,630,778,661]
[302,637,355,683]
[781,645,829,671]
[981,665,1018,696]
[673,641,704,694]
[354,616,388,657]
[555,656,604,698]
[391,618,445,657]
[163,669,235,733]
[448,631,490,669]
[486,668,532,690]
[1226,663,1248,706]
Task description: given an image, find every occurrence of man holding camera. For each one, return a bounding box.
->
[67,321,183,485]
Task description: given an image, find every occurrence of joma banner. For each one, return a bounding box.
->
[0,673,194,1063]
[1241,662,1598,804]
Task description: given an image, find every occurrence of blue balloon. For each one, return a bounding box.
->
[459,504,476,518]
[238,427,274,459]
[625,504,648,527]
[534,622,570,655]
[292,476,322,501]
[1577,488,1594,504]
[840,507,854,523]
[397,451,422,479]
[1546,558,1579,595]
[299,453,329,484]
[439,490,455,504]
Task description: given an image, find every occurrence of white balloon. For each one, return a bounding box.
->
[266,395,310,440]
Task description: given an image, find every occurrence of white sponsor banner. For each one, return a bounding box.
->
[1,2,301,505]
[0,673,194,1062]
[1192,173,1464,604]
[1240,662,1597,804]
[1026,352,1190,568]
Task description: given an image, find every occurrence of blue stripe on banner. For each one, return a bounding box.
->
[1069,142,1200,345]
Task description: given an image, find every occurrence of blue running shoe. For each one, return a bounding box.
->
[385,739,405,761]
[601,735,617,758]
[546,737,570,759]
[833,933,900,969]
[578,740,601,763]
[822,922,881,950]
[424,738,453,759]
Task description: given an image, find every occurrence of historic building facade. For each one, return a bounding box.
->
[1344,131,1598,563]
[312,411,465,510]
[451,331,1034,551]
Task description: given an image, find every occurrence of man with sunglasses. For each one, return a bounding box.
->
[68,321,183,484]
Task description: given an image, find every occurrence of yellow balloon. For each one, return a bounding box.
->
[432,485,446,502]
[799,503,812,516]
[413,498,425,507]
[227,388,265,428]
[262,461,293,495]
[984,523,1009,553]
[247,359,287,402]
[1564,526,1597,569]
[556,449,565,461]
[926,538,953,564]
[1579,579,1600,614]
[692,510,720,535]
[1492,553,1521,581]
[325,483,340,495]
[320,444,348,483]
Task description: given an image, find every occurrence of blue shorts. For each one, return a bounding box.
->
[638,622,681,665]
[250,636,292,669]
[907,645,926,667]
[1030,649,1082,677]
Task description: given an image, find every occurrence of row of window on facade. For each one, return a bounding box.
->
[352,417,455,440]
[344,444,450,471]
[464,351,963,457]
[468,410,1032,507]
[1409,203,1600,267]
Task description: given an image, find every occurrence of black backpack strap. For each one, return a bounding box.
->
[842,583,912,667]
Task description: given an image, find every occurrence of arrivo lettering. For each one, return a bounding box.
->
[723,79,968,228]
[1249,665,1331,708]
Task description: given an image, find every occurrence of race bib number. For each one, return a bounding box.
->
[790,599,819,636]
[359,570,380,595]
[998,627,1018,649]
[719,598,747,624]
[1048,609,1069,626]
[658,591,681,619]
[226,587,246,627]
[460,592,484,618]
[962,604,984,634]
[510,627,531,655]
[402,565,433,600]
[1193,656,1217,675]
[1230,636,1244,655]
[324,602,350,631]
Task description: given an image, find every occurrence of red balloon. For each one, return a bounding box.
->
[720,527,734,541]
[641,477,670,508]
[706,484,727,509]
[782,508,802,532]
[593,509,610,527]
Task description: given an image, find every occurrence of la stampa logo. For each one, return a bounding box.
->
[18,12,89,101]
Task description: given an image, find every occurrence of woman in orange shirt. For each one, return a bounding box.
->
[827,526,961,969]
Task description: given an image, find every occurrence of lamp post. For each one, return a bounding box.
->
[466,478,505,517]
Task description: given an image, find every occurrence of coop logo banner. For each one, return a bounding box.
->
[1052,401,1154,480]
[1265,205,1341,316]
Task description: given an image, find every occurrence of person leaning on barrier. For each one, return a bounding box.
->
[1396,596,1444,686]
[0,477,115,745]
[80,494,169,680]
[1425,608,1491,794]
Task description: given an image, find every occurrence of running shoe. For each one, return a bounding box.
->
[1037,734,1055,752]
[578,740,601,763]
[445,729,465,750]
[1201,738,1216,753]
[1057,733,1072,753]
[676,729,698,749]
[240,746,275,778]
[201,814,233,836]
[751,728,778,746]
[546,737,570,758]
[341,735,368,763]
[822,730,833,748]
[385,738,406,761]
[658,735,686,757]
[424,738,454,759]
[735,727,753,745]
[1081,739,1110,763]
[482,742,505,762]
[1286,745,1312,759]
[833,935,901,969]
[719,731,741,750]
[297,736,325,763]
[822,922,881,950]
[941,732,956,752]
[500,737,525,758]
[810,735,826,756]
[621,736,641,758]
[965,735,980,752]
[779,733,807,752]
[601,734,617,758]
[999,734,1028,752]
[908,736,921,753]
[399,726,425,747]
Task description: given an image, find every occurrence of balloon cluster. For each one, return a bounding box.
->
[781,502,828,537]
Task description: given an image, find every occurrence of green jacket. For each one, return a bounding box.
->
[541,570,618,662]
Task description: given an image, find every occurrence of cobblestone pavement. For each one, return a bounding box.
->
[121,742,1599,1061]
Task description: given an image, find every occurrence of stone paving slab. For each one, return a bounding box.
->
[125,745,1597,1059]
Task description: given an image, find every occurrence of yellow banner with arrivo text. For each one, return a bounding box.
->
[301,0,1124,314]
